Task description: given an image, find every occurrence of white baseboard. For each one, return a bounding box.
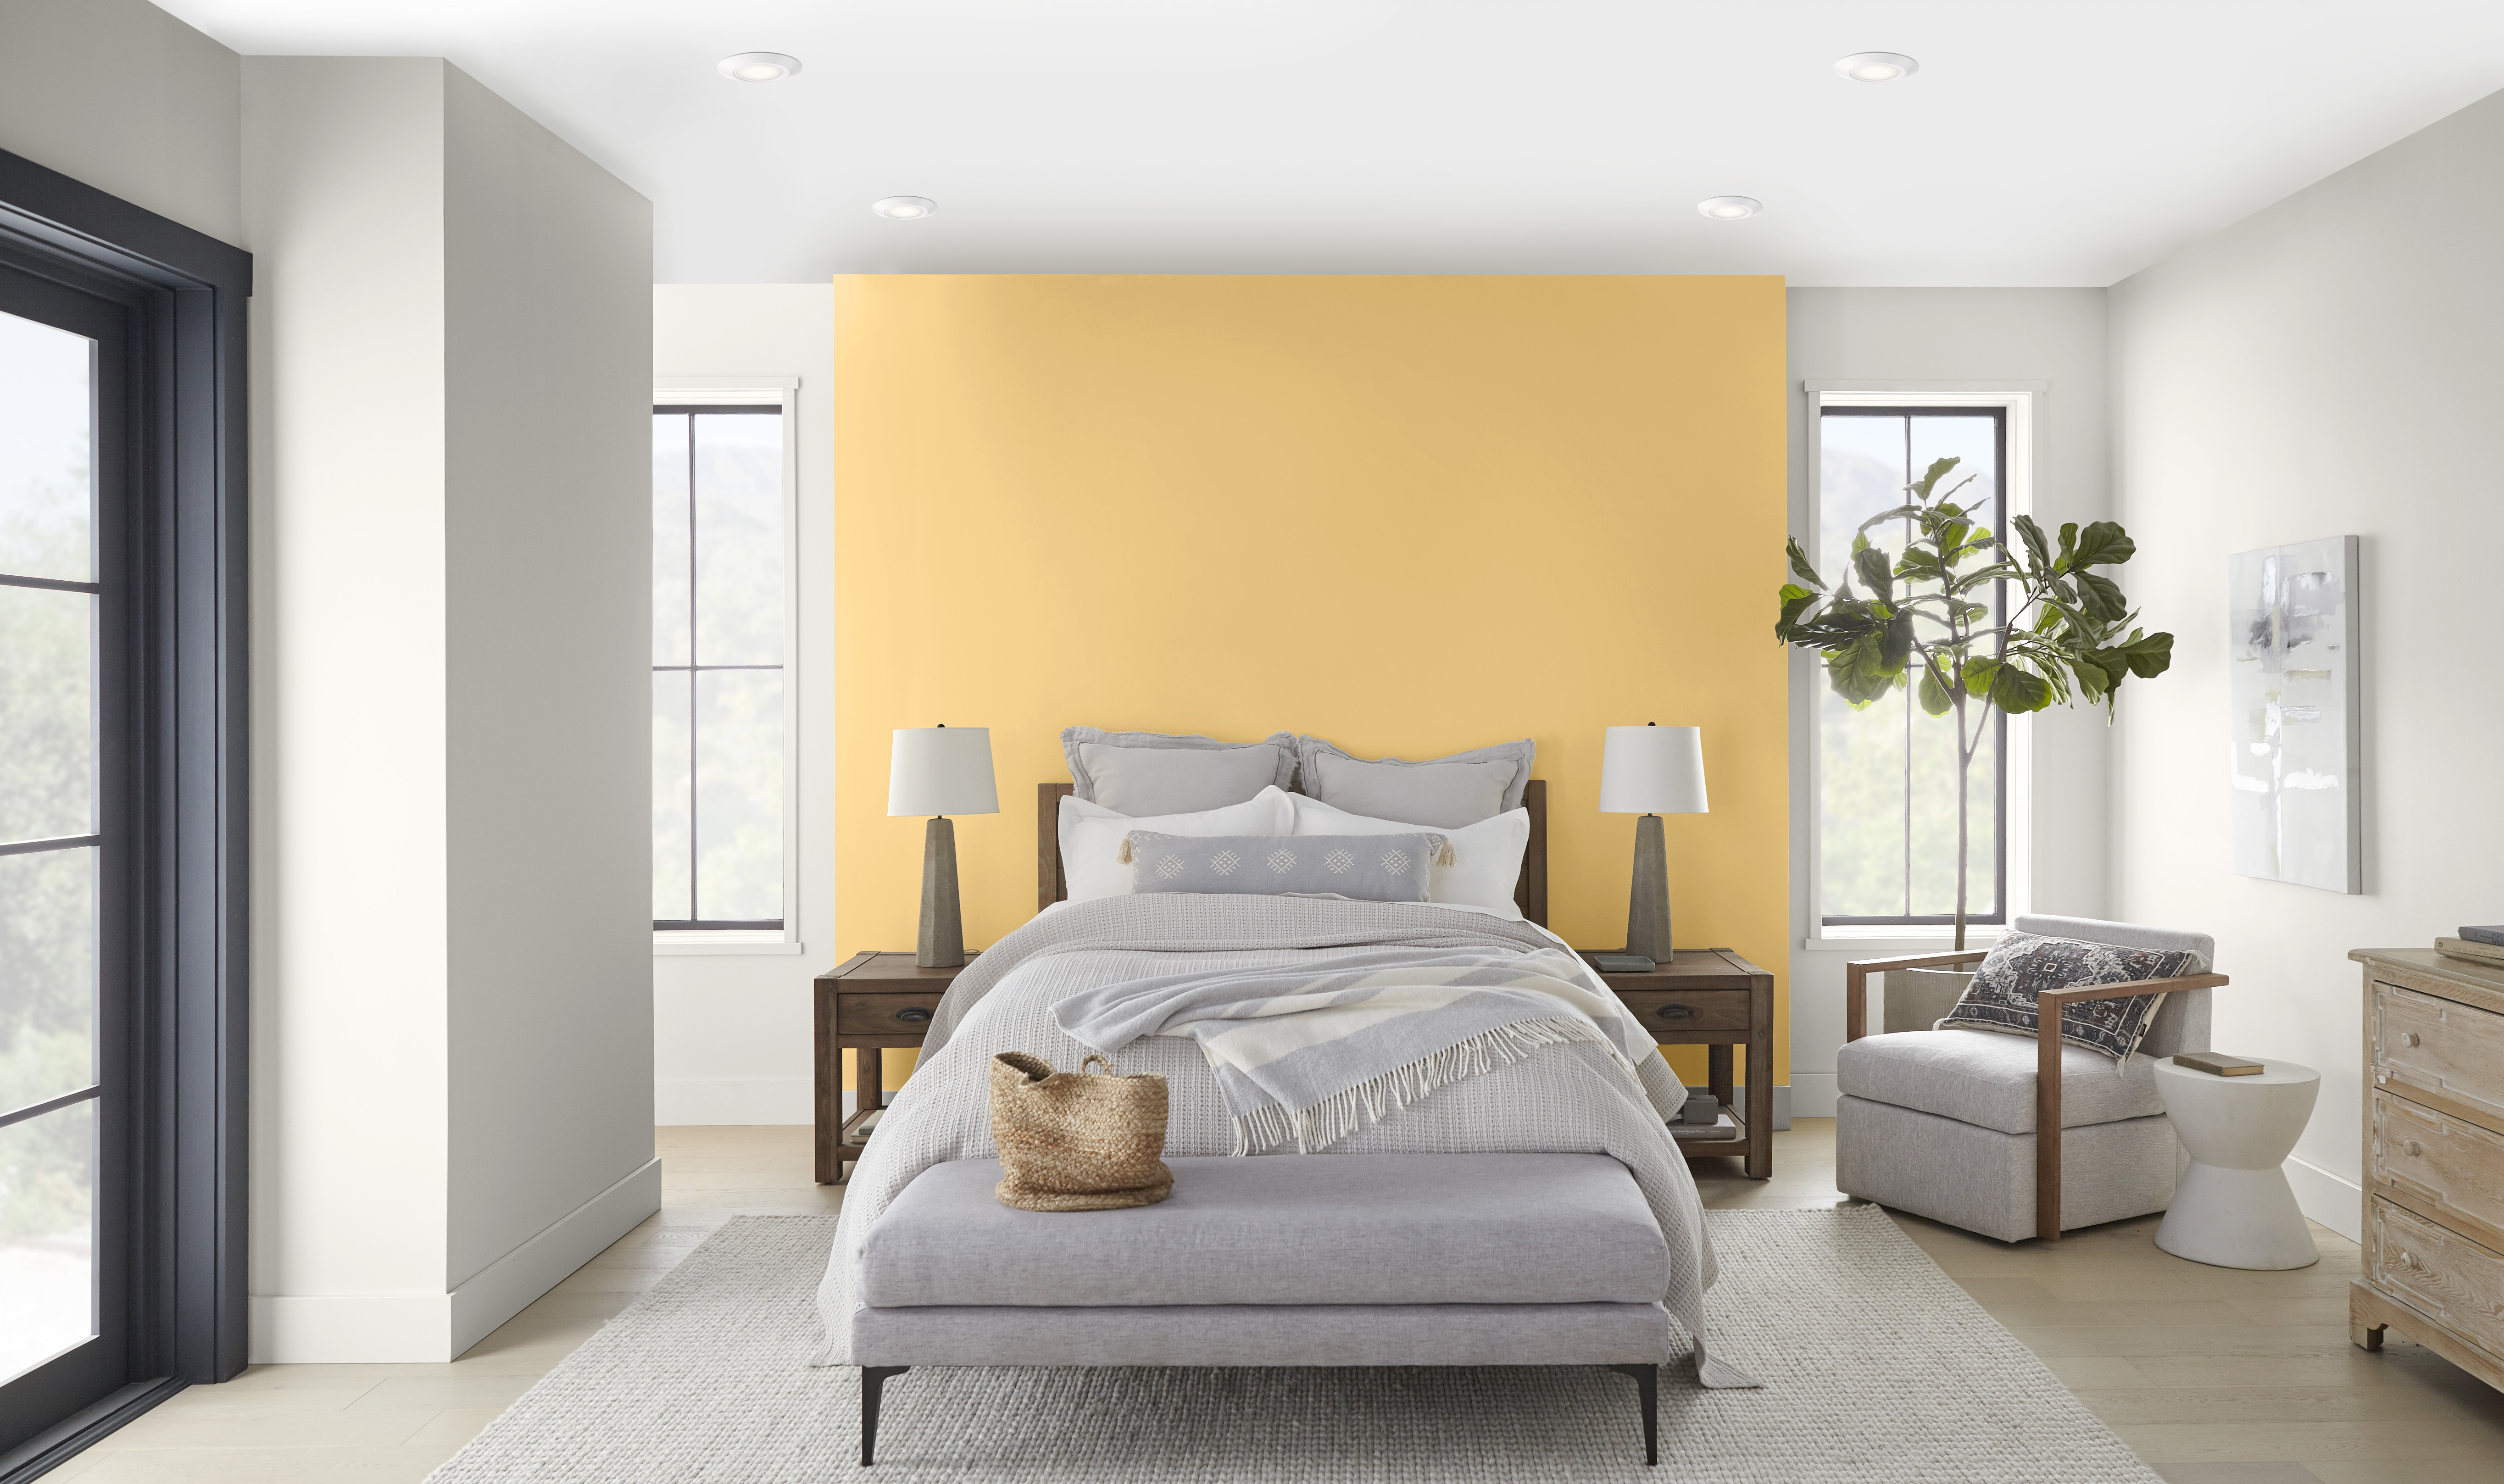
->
[1684,1084,1793,1130]
[1788,1073,1838,1120]
[249,1156,663,1363]
[448,1156,662,1355]
[248,1292,452,1365]
[656,1076,813,1125]
[2285,1153,2364,1244]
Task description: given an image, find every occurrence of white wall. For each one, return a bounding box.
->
[2110,88,2504,1240]
[441,67,657,1310]
[651,284,837,1125]
[1784,288,2114,1117]
[0,0,241,244]
[245,56,657,1362]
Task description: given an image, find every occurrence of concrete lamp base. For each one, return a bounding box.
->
[917,815,965,968]
[1625,813,1673,964]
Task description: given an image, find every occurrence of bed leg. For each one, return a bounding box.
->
[1606,1363,1658,1466]
[861,1366,910,1466]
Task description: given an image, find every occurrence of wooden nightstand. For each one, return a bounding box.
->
[813,951,974,1184]
[1580,948,1775,1179]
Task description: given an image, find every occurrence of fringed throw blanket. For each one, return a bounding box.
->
[811,895,1760,1390]
[1054,946,1651,1155]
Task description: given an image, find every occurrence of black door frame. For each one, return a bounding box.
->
[0,145,249,1474]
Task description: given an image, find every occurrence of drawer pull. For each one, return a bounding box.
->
[2405,1140,2424,1158]
[1654,1004,1697,1022]
[2402,1251,2423,1270]
[894,1006,933,1024]
[2404,1032,2422,1049]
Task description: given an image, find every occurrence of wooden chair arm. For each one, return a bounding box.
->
[1843,950,1991,1043]
[2035,972,2230,1240]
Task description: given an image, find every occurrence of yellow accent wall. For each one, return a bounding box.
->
[832,275,1789,1096]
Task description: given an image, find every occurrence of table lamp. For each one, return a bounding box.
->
[1598,723,1708,966]
[889,725,998,967]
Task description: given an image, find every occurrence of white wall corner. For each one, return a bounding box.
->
[2283,1154,2363,1245]
[449,1156,662,1356]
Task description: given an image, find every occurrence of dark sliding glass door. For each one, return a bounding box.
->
[0,245,138,1458]
[0,147,248,1475]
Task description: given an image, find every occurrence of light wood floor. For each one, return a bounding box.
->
[47,1121,2504,1482]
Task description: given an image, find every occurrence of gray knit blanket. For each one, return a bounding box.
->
[811,895,1758,1389]
[1055,946,1648,1156]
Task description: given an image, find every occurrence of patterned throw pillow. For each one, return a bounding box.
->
[1939,932,2203,1061]
[1121,832,1449,902]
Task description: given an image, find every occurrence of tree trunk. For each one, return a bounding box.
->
[1951,691,1970,953]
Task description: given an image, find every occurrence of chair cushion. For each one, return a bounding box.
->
[1836,1029,2165,1135]
[860,1152,1667,1308]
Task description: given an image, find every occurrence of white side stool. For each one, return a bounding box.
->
[2153,1058,2321,1270]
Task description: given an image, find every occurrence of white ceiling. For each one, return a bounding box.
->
[162,0,2504,286]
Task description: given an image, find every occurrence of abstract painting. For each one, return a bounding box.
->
[2229,535,2360,893]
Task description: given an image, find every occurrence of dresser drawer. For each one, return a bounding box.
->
[2373,1090,2504,1251]
[2368,1197,2504,1362]
[837,992,942,1037]
[1614,989,1750,1033]
[2374,982,2504,1131]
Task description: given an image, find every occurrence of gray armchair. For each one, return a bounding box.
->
[1836,913,2228,1243]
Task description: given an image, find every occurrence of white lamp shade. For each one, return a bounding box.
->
[888,727,999,817]
[1597,725,1708,814]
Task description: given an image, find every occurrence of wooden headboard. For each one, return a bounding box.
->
[1038,780,1549,927]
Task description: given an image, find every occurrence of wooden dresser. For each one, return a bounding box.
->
[2349,948,2504,1395]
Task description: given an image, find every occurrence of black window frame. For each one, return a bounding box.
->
[0,146,250,1475]
[1815,404,2010,930]
[651,403,788,934]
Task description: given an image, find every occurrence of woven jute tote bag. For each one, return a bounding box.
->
[989,1052,1174,1211]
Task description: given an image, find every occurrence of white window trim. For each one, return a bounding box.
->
[1801,384,2038,952]
[652,375,805,957]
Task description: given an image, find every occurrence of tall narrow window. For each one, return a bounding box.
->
[653,405,787,934]
[1816,406,2010,928]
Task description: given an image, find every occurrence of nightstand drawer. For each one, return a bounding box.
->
[1614,989,1750,1033]
[2369,1196,2504,1362]
[2375,981,2504,1130]
[837,992,943,1037]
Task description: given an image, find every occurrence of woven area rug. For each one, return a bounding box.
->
[425,1207,2159,1483]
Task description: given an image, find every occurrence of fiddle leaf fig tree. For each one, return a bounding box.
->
[1775,456,2175,950]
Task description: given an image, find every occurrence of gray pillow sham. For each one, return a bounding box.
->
[1293,735,1535,829]
[1062,728,1298,815]
[1123,831,1450,902]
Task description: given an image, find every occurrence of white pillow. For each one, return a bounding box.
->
[1287,794,1529,919]
[1058,786,1295,902]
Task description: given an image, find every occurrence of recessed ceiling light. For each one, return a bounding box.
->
[1834,52,1919,83]
[1697,196,1762,221]
[872,196,937,220]
[718,52,802,83]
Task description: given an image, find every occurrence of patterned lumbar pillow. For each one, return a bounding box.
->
[1940,932,2203,1061]
[1122,832,1450,902]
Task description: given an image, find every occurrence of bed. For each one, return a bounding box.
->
[812,775,1752,1465]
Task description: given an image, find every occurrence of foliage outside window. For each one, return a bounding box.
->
[652,406,787,932]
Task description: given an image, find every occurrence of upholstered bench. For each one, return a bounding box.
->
[850,1151,1674,1465]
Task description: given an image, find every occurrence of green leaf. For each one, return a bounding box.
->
[1916,665,1953,717]
[2068,521,2137,568]
[1785,537,1826,590]
[1853,543,1895,602]
[1855,503,1924,533]
[1909,456,1961,500]
[1960,655,2000,695]
[2055,522,2079,574]
[2120,630,2174,678]
[2069,656,2111,705]
[1950,562,2017,594]
[2010,514,2053,573]
[2074,569,2128,623]
[1988,663,2054,714]
[1774,588,1820,642]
